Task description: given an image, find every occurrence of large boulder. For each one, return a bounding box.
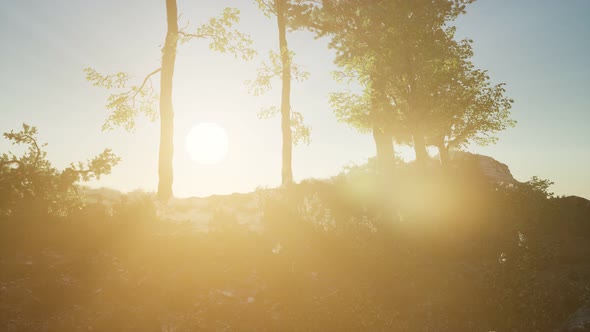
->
[452,151,518,184]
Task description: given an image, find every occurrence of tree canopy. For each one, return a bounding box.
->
[294,0,513,167]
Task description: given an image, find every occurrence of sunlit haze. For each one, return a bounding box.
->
[2,2,590,331]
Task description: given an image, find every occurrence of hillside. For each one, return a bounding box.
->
[1,155,589,331]
[81,153,531,229]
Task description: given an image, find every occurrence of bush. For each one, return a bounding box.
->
[0,124,120,217]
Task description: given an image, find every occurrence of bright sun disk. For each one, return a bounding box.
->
[185,122,229,165]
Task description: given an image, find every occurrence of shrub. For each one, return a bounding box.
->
[0,124,120,217]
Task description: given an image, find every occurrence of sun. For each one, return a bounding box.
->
[185,122,229,165]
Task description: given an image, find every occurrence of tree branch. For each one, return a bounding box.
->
[21,134,42,167]
[0,159,24,169]
[178,30,207,39]
[130,68,161,100]
[263,1,277,16]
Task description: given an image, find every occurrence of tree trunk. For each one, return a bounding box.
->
[406,88,428,167]
[436,139,450,167]
[157,0,178,202]
[369,73,395,174]
[276,0,293,185]
[373,126,395,174]
[413,133,428,166]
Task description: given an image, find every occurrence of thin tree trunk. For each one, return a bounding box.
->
[373,126,394,174]
[157,0,178,201]
[369,73,395,174]
[413,133,428,165]
[406,87,428,167]
[276,0,293,185]
[436,139,450,167]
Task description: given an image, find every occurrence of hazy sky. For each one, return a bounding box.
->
[1,0,589,198]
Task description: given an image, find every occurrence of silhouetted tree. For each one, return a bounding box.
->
[328,64,400,174]
[428,62,515,165]
[86,2,255,201]
[299,0,476,167]
[388,26,515,166]
[373,0,476,165]
[296,1,398,173]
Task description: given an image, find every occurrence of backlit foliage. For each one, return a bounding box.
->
[86,7,255,133]
[246,50,310,97]
[178,7,257,61]
[257,105,311,145]
[247,49,311,146]
[296,0,514,161]
[330,91,373,134]
[0,124,120,216]
[84,68,159,132]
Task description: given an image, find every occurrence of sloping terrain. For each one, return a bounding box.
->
[2,156,589,331]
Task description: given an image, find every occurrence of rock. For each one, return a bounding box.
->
[476,155,517,184]
[560,303,590,331]
[452,151,518,184]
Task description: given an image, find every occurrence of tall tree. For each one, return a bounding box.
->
[302,0,476,166]
[294,1,400,173]
[299,0,514,170]
[377,1,475,165]
[429,65,515,165]
[86,3,255,201]
[277,0,293,184]
[158,0,178,201]
[328,60,400,174]
[248,0,311,185]
[394,26,515,166]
